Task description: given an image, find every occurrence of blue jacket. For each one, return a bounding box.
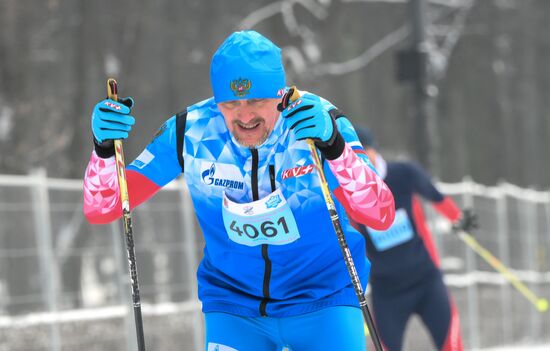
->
[125,96,371,317]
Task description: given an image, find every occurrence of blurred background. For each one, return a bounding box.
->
[0,0,549,350]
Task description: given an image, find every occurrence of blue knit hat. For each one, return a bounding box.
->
[210,31,286,103]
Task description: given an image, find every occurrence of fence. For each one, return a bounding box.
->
[427,180,550,350]
[0,170,548,350]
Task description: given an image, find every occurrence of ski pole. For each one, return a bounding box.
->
[284,87,384,351]
[107,78,147,350]
[456,229,548,313]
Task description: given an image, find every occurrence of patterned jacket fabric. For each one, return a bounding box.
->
[83,92,394,317]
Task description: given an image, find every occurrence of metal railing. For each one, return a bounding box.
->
[0,170,548,350]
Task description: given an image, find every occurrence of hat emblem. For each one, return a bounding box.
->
[230,78,252,97]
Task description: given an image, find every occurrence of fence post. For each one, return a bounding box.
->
[30,168,61,351]
[177,178,203,351]
[462,176,480,349]
[496,184,512,344]
[521,190,540,340]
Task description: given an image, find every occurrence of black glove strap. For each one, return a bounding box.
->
[315,108,346,160]
[93,138,115,158]
[316,131,345,160]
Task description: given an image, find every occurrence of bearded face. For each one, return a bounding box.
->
[218,98,281,147]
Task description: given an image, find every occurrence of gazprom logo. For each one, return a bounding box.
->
[202,163,216,185]
[201,163,245,190]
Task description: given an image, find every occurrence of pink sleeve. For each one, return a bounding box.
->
[433,196,461,223]
[413,196,441,267]
[83,152,121,223]
[327,144,395,231]
[83,151,161,224]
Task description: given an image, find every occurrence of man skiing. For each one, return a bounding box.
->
[355,127,477,351]
[83,31,394,350]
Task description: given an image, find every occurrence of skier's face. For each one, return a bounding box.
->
[218,98,280,147]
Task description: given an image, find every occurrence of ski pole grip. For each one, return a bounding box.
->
[277,86,300,111]
[107,78,118,101]
[106,78,130,212]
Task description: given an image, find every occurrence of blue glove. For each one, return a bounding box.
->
[91,97,135,143]
[280,90,345,159]
[281,93,334,143]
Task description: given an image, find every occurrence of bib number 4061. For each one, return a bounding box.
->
[230,217,289,239]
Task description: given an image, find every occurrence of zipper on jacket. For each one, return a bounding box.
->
[269,164,276,190]
[260,163,277,316]
[251,148,259,201]
[259,244,272,316]
[251,148,274,316]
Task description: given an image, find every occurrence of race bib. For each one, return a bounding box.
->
[222,188,300,246]
[369,208,414,251]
